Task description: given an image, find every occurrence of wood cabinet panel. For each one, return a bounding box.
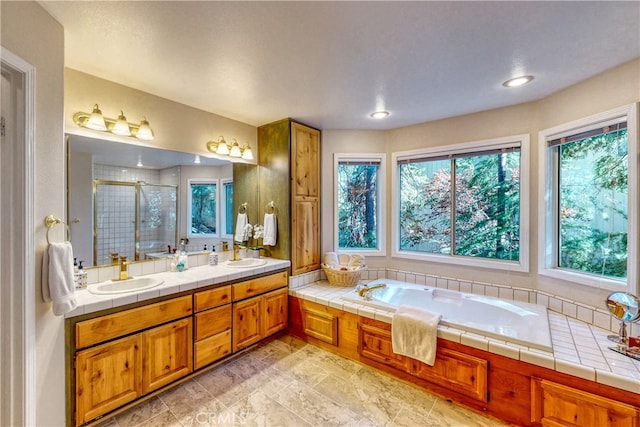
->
[232,297,261,351]
[291,121,320,198]
[532,378,640,427]
[262,288,288,337]
[291,199,320,275]
[232,271,288,301]
[195,305,232,341]
[142,318,192,394]
[302,307,338,345]
[410,348,488,402]
[76,295,192,349]
[75,334,142,426]
[194,285,231,312]
[357,322,410,372]
[194,330,232,370]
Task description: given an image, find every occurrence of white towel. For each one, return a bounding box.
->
[42,242,78,316]
[234,213,248,242]
[392,305,442,366]
[263,213,277,246]
[323,252,339,266]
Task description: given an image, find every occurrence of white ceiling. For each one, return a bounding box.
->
[41,1,640,130]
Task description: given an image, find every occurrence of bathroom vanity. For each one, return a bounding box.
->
[65,264,289,426]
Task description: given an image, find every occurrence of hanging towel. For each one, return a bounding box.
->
[263,213,277,246]
[42,242,78,316]
[392,305,442,366]
[234,212,248,242]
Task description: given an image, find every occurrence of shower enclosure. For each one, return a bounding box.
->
[93,180,177,265]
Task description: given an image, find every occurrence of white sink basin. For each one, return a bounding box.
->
[88,277,164,295]
[224,258,267,268]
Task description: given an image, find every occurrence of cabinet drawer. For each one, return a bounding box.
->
[195,305,232,341]
[194,330,232,369]
[194,285,231,312]
[232,271,287,301]
[410,347,488,402]
[76,295,192,349]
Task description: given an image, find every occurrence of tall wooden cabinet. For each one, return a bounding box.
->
[239,118,320,276]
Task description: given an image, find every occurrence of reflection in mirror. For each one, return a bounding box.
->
[606,291,640,321]
[67,134,233,267]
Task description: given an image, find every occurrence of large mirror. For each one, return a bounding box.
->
[67,134,243,267]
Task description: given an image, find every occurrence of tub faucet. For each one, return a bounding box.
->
[357,283,386,299]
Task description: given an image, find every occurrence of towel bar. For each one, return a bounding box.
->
[44,215,70,244]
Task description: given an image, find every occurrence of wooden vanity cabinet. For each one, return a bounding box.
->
[193,285,232,369]
[232,272,288,352]
[73,296,193,426]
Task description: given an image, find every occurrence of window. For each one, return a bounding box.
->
[539,104,638,292]
[392,135,529,271]
[221,179,233,237]
[188,180,218,236]
[334,154,386,255]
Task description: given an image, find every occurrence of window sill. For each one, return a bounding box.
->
[538,267,627,292]
[392,250,528,273]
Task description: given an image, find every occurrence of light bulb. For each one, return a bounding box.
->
[86,104,107,131]
[111,111,131,136]
[135,116,154,141]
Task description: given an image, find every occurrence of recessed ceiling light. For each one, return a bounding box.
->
[502,75,534,88]
[370,111,389,119]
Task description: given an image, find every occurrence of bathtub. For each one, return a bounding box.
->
[341,279,552,352]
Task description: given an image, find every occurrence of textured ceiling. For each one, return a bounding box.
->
[41,1,640,130]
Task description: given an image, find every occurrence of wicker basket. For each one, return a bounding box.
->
[322,264,364,287]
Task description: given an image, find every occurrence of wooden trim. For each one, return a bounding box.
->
[302,307,338,345]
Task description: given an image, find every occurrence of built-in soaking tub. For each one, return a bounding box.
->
[341,279,552,352]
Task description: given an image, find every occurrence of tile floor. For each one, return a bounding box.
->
[97,335,508,427]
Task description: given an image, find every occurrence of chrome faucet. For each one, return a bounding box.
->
[357,283,387,300]
[117,256,130,281]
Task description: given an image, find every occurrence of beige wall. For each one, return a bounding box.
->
[1,1,66,425]
[321,59,640,308]
[64,68,258,160]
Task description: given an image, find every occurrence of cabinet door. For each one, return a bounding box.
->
[291,199,320,275]
[357,322,409,372]
[233,297,261,351]
[75,334,142,426]
[262,288,288,337]
[532,378,640,427]
[291,121,320,198]
[142,318,193,394]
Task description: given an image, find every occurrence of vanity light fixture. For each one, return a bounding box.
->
[370,111,389,119]
[136,156,143,168]
[229,139,242,158]
[73,104,155,141]
[241,144,254,160]
[194,155,201,164]
[502,75,534,88]
[206,136,255,161]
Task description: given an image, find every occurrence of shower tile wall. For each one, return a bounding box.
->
[94,165,170,263]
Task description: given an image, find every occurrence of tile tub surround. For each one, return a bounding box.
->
[288,278,640,395]
[65,257,291,318]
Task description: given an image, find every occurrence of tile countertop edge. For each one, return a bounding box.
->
[66,258,291,318]
[289,281,640,396]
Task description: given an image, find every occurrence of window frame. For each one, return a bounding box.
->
[220,178,233,239]
[391,134,530,272]
[333,153,387,256]
[187,179,219,238]
[538,104,638,293]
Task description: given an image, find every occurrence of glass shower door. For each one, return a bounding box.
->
[94,180,136,265]
[139,183,178,260]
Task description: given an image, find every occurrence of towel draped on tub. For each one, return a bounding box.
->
[391,304,442,366]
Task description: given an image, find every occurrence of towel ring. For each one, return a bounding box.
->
[238,202,248,214]
[265,201,276,214]
[44,215,70,244]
